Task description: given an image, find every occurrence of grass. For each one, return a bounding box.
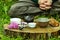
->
[0,0,23,40]
[0,0,24,40]
[0,0,60,40]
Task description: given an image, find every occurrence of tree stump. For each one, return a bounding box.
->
[3,24,60,40]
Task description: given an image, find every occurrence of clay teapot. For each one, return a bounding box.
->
[23,15,34,23]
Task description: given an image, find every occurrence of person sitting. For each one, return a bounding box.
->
[8,0,60,22]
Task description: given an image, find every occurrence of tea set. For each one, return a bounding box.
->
[9,18,37,30]
[8,17,59,30]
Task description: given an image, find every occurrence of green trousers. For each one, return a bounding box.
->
[8,0,60,18]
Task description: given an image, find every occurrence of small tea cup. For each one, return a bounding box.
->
[28,22,36,28]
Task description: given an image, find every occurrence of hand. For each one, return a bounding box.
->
[38,0,52,10]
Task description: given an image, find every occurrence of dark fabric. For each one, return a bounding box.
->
[32,0,57,4]
[31,0,38,4]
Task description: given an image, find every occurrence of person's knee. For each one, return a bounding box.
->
[8,2,42,17]
[8,5,29,18]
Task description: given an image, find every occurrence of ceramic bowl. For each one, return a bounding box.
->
[36,18,49,28]
[10,18,21,24]
[28,22,36,28]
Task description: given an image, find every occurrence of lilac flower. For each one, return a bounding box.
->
[9,22,19,29]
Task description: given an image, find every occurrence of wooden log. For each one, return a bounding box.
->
[3,24,60,40]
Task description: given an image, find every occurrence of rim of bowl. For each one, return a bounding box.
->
[36,18,49,22]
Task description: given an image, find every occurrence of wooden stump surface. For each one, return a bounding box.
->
[3,24,60,40]
[3,24,60,33]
